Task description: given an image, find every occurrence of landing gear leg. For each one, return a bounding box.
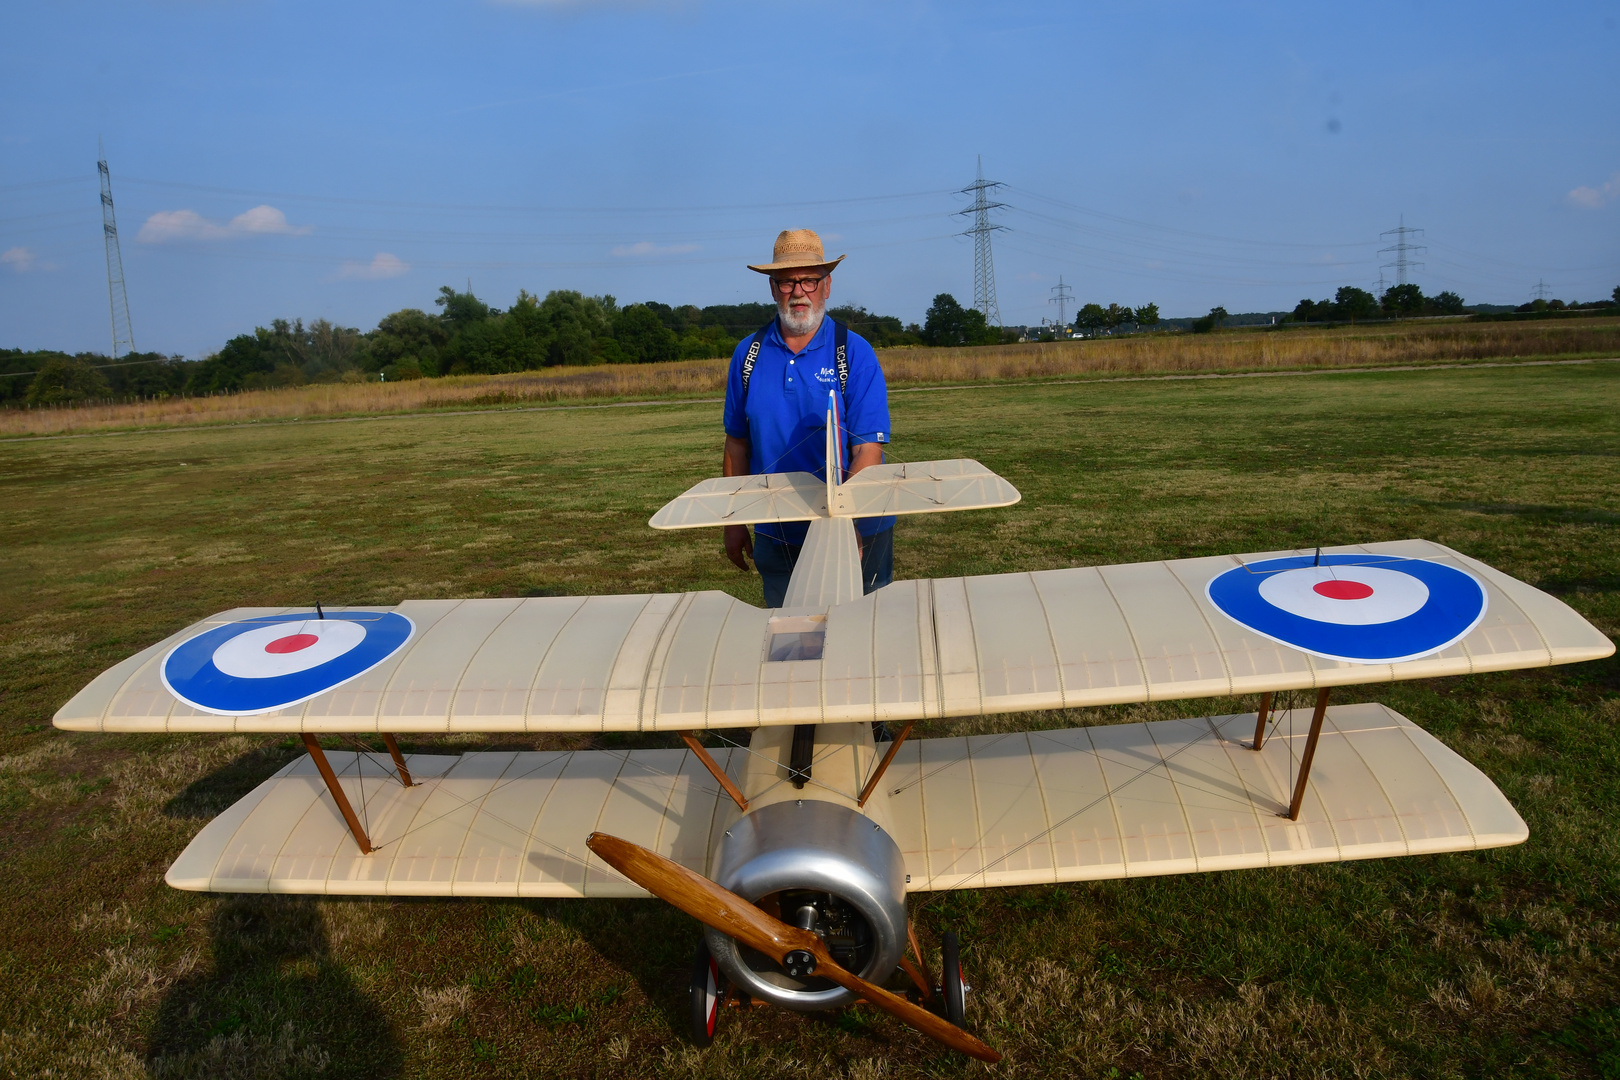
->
[940,931,966,1027]
[689,939,724,1048]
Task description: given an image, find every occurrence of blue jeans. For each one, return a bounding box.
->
[754,527,894,609]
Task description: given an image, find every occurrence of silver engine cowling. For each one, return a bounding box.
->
[705,799,907,1011]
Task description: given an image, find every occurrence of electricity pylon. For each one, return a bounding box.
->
[1378,214,1425,287]
[98,138,135,357]
[956,157,1008,326]
[1048,275,1075,328]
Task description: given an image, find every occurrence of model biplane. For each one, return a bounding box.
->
[54,395,1613,1062]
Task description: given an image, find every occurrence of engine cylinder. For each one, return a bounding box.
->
[705,799,907,1011]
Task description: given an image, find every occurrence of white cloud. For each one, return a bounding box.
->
[2,246,37,271]
[337,252,411,280]
[137,204,312,243]
[611,240,701,257]
[1566,172,1619,209]
[229,205,311,235]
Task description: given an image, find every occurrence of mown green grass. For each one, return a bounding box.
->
[0,362,1616,1078]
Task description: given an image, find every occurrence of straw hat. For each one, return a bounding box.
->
[747,229,846,275]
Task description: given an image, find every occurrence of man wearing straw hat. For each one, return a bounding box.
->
[721,229,894,608]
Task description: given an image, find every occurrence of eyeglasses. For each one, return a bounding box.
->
[772,275,827,296]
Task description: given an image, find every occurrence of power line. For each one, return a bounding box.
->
[1379,214,1426,287]
[98,139,135,358]
[1048,275,1075,327]
[956,156,1008,327]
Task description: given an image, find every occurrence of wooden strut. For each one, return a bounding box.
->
[858,719,916,808]
[301,733,372,854]
[1286,688,1332,822]
[1251,691,1273,750]
[679,732,748,812]
[381,733,414,787]
[900,919,934,1002]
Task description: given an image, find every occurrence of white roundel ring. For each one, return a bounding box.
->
[161,611,414,715]
[1206,555,1487,665]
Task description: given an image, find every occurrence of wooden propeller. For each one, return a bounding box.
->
[585,832,1001,1063]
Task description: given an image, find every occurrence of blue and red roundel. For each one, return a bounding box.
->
[161,611,414,715]
[1206,555,1487,665]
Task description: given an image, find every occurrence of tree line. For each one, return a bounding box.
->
[2,287,930,406]
[3,284,1047,407]
[1292,283,1618,324]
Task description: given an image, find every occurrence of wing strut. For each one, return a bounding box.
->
[678,732,748,811]
[300,734,372,854]
[382,734,415,787]
[1287,688,1332,821]
[858,719,917,808]
[1251,692,1273,750]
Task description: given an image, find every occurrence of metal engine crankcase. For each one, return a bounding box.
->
[705,799,908,1011]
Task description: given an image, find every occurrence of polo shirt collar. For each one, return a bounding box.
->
[766,313,832,356]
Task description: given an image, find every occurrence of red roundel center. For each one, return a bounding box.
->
[264,633,320,654]
[1313,579,1375,601]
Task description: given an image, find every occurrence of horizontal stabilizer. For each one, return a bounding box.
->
[648,459,1018,530]
[829,459,1019,518]
[649,471,825,529]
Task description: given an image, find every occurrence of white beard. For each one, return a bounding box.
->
[777,294,825,338]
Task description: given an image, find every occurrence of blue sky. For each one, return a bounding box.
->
[3,1,1617,357]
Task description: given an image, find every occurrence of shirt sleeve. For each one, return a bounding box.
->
[840,331,890,445]
[722,336,751,441]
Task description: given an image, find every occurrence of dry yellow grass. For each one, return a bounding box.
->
[3,316,1615,439]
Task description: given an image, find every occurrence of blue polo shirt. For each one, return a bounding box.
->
[723,317,893,545]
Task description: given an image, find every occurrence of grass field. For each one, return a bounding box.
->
[4,315,1617,439]
[0,361,1616,1079]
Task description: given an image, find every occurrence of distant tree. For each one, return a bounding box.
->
[613,304,681,363]
[187,333,277,392]
[828,305,917,348]
[698,302,778,335]
[1381,284,1425,318]
[435,285,493,333]
[923,294,997,346]
[539,291,616,366]
[26,356,110,406]
[1613,285,1619,305]
[1104,303,1132,332]
[1334,286,1379,322]
[1209,306,1229,328]
[1074,302,1107,337]
[369,308,449,378]
[1293,298,1323,322]
[1134,303,1160,330]
[1429,291,1466,315]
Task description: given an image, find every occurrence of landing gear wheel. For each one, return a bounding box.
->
[689,939,724,1048]
[941,931,966,1027]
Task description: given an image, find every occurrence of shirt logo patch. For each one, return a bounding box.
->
[815,366,836,383]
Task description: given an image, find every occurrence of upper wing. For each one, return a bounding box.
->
[885,702,1527,891]
[54,540,1613,734]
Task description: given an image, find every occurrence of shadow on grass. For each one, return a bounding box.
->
[1434,501,1620,526]
[146,895,403,1079]
[162,741,302,820]
[535,897,697,1034]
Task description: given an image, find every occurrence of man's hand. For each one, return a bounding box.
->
[724,524,753,572]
